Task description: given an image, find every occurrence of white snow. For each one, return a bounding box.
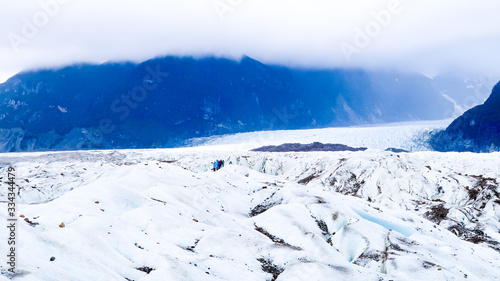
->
[185,119,451,152]
[0,121,499,281]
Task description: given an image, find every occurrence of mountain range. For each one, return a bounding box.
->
[0,55,488,152]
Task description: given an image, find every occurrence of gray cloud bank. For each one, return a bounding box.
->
[1,0,499,82]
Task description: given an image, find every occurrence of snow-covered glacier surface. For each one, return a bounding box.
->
[185,119,451,152]
[0,147,499,281]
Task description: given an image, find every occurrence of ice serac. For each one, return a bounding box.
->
[430,81,500,152]
[0,56,454,152]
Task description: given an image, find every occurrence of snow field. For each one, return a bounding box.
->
[185,119,451,152]
[0,147,499,280]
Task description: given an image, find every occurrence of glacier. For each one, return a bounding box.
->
[0,127,499,280]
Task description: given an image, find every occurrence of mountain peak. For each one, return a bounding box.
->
[484,80,500,105]
[430,80,500,152]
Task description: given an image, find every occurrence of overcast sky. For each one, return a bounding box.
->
[1,0,499,83]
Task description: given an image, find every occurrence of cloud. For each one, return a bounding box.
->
[1,0,499,82]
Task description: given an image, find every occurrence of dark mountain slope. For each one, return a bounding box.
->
[0,56,453,152]
[430,81,500,152]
